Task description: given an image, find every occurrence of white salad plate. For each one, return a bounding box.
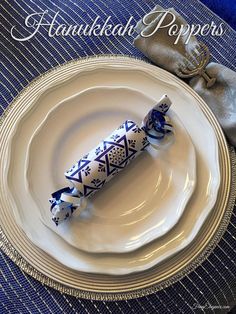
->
[3,58,220,275]
[25,86,196,253]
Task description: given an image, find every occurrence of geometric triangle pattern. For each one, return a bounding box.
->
[65,120,149,198]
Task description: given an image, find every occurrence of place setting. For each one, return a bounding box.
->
[0,5,235,302]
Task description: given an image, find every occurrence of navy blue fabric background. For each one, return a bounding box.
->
[0,0,236,313]
[200,0,236,30]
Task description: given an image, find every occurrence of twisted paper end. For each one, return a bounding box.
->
[50,94,173,225]
[49,187,87,225]
[142,94,173,145]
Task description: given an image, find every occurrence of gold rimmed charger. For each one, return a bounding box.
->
[0,56,235,300]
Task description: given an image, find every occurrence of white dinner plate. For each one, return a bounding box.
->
[25,87,196,253]
[4,58,220,275]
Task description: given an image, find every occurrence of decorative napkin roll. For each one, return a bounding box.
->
[134,5,199,75]
[134,5,236,146]
[50,95,173,225]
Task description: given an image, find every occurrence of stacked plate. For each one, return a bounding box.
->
[0,56,233,299]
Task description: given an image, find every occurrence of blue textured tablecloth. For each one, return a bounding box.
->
[200,0,236,30]
[0,0,236,313]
